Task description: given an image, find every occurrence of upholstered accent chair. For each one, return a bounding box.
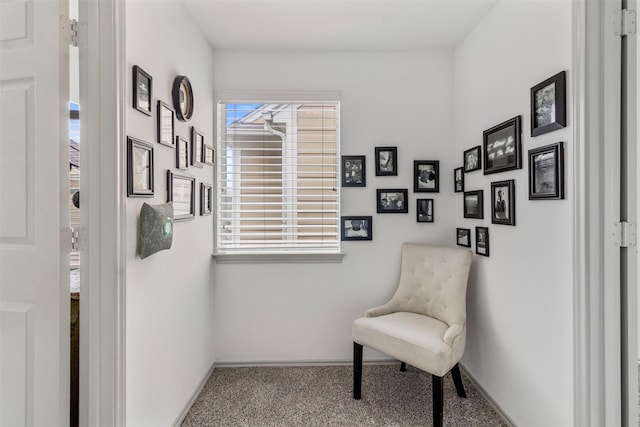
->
[352,243,473,427]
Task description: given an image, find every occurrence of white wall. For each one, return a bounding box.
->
[212,51,457,362]
[125,2,215,425]
[454,1,573,426]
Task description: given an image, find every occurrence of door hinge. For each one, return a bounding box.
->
[613,222,637,248]
[60,16,87,47]
[614,9,637,36]
[61,227,88,253]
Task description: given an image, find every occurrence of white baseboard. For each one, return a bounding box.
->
[213,358,397,368]
[172,361,216,427]
[459,364,517,427]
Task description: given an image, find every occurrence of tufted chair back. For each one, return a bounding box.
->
[383,243,472,327]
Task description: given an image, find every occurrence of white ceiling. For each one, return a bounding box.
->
[180,0,498,51]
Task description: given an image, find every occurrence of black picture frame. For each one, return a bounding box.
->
[531,71,567,137]
[203,145,215,166]
[454,167,464,193]
[126,136,154,197]
[375,147,397,176]
[463,146,481,173]
[414,160,439,193]
[416,199,434,223]
[200,183,212,216]
[172,75,194,122]
[191,127,204,168]
[475,226,490,257]
[156,101,175,147]
[456,228,471,248]
[133,65,152,116]
[341,155,366,187]
[491,179,516,226]
[166,170,195,221]
[463,190,484,219]
[341,216,373,241]
[175,136,189,170]
[529,142,565,200]
[376,189,408,213]
[483,116,522,175]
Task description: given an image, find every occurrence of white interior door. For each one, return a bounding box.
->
[0,0,70,425]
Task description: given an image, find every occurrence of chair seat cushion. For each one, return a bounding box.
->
[352,312,455,377]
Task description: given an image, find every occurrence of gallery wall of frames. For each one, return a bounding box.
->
[129,65,215,258]
[342,70,567,259]
[456,70,566,256]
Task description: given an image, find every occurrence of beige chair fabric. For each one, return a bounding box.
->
[352,243,472,376]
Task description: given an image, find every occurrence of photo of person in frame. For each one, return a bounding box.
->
[378,150,394,173]
[455,168,463,191]
[534,82,556,128]
[466,151,478,171]
[417,164,436,190]
[344,218,369,238]
[494,188,508,220]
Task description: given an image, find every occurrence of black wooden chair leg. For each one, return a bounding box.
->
[451,363,466,398]
[400,362,406,372]
[353,342,363,399]
[432,374,443,427]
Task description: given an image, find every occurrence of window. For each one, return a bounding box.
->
[216,100,340,256]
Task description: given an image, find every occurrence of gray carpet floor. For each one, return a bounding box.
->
[182,365,508,426]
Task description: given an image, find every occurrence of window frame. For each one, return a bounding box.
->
[213,91,344,263]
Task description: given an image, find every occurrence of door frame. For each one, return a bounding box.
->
[573,0,627,425]
[78,0,127,425]
[622,0,639,424]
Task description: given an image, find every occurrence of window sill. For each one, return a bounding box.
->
[212,252,346,264]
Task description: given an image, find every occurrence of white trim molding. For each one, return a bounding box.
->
[78,0,127,425]
[573,0,624,425]
[172,363,216,427]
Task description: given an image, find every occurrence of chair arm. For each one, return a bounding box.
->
[364,303,395,317]
[443,324,464,345]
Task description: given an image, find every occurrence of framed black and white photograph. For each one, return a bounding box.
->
[414,160,439,192]
[175,136,189,170]
[203,145,215,165]
[376,189,408,213]
[456,228,471,248]
[375,147,397,176]
[191,127,204,168]
[463,146,481,173]
[491,179,515,226]
[133,65,152,116]
[531,71,566,137]
[200,183,212,216]
[127,136,154,197]
[454,167,464,193]
[475,226,490,257]
[529,142,564,200]
[483,116,522,175]
[157,101,175,147]
[463,190,483,219]
[166,170,195,221]
[416,199,434,223]
[341,216,372,241]
[342,155,366,187]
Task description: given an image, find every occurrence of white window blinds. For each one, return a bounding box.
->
[216,101,340,254]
